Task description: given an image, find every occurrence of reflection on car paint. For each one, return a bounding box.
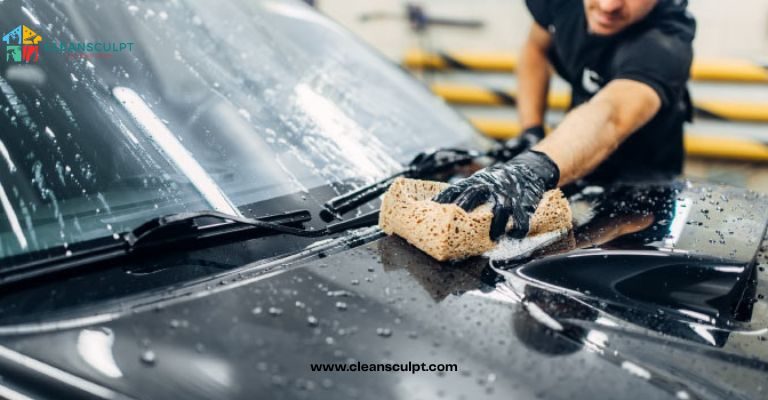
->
[482,180,768,399]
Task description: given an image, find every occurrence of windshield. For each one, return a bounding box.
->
[0,0,480,262]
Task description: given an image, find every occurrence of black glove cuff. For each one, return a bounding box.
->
[516,150,560,190]
[520,126,546,143]
[495,126,547,162]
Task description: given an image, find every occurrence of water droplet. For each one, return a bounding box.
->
[252,307,262,315]
[350,279,360,286]
[44,126,56,139]
[376,327,392,337]
[335,302,347,311]
[169,319,188,329]
[140,350,156,365]
[307,316,319,326]
[271,375,287,386]
[268,307,283,316]
[676,390,690,400]
[238,108,251,122]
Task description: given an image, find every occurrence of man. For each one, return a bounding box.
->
[435,0,696,240]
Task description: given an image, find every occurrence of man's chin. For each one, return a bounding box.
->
[587,22,624,36]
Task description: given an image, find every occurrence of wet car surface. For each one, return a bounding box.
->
[0,0,766,399]
[0,181,766,400]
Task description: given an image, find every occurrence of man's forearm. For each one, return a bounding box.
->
[533,99,618,186]
[517,39,551,129]
[532,80,661,186]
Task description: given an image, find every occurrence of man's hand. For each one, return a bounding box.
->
[433,150,559,240]
[494,125,546,161]
[406,148,475,177]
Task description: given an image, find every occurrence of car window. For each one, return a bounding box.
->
[0,0,481,261]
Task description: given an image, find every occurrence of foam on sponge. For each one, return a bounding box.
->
[379,177,572,261]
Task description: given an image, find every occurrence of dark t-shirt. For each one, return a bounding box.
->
[525,0,696,182]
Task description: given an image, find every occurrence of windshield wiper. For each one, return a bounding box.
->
[0,208,379,287]
[3,145,512,287]
[321,144,522,220]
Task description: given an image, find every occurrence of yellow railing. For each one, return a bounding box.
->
[468,118,768,162]
[432,83,768,123]
[405,49,768,83]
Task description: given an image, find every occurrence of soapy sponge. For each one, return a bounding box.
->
[379,177,572,261]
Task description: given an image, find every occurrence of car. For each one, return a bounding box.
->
[0,0,766,399]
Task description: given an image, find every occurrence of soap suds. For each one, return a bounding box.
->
[485,229,566,261]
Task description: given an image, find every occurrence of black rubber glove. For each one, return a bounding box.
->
[407,148,477,175]
[494,125,546,161]
[433,150,560,240]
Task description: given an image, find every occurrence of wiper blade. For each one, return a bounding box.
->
[1,208,379,287]
[125,208,380,250]
[321,145,521,220]
[125,209,318,249]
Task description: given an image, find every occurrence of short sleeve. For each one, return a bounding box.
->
[611,28,693,108]
[525,0,553,28]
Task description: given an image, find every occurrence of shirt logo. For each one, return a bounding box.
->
[581,68,603,94]
[2,24,41,63]
[547,25,556,34]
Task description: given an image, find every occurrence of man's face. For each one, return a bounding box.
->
[583,0,658,36]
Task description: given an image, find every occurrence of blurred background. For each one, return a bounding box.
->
[314,0,768,192]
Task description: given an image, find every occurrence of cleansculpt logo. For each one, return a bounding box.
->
[2,24,41,63]
[2,24,134,63]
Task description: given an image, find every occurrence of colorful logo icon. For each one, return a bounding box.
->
[2,25,41,63]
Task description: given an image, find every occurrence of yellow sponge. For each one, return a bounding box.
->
[379,177,572,261]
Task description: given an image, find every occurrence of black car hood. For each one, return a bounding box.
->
[0,180,766,400]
